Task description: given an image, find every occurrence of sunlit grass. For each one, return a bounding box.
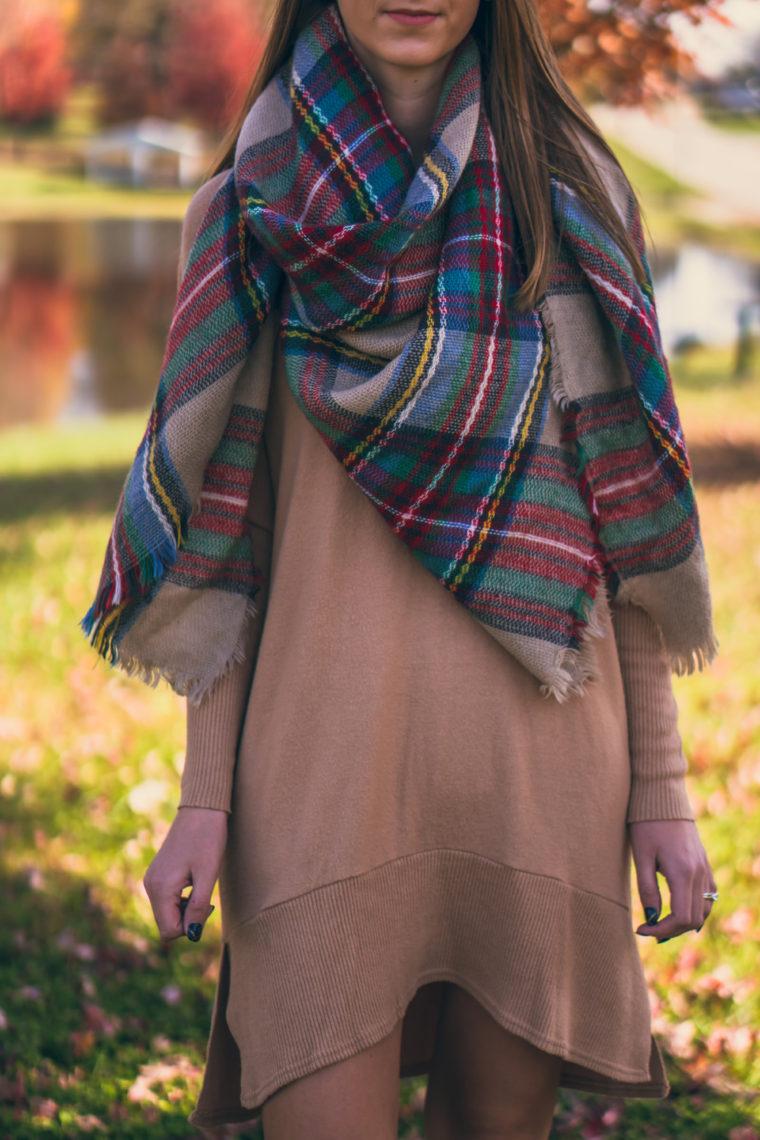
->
[0,163,191,221]
[607,140,760,264]
[1,356,759,1137]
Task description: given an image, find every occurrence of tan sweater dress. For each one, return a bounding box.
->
[176,181,694,1129]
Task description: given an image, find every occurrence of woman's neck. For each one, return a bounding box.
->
[379,72,446,163]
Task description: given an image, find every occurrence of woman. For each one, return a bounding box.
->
[84,1,719,1136]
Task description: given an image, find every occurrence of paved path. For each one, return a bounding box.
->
[590,99,760,226]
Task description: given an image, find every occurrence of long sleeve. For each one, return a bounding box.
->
[613,602,695,824]
[179,604,263,812]
[179,459,274,812]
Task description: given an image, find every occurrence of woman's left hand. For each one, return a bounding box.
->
[629,819,717,943]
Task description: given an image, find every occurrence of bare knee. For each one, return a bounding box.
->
[424,985,560,1140]
[426,1097,557,1140]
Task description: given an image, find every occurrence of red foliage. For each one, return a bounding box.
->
[0,1,71,126]
[90,0,263,130]
[96,35,166,127]
[164,0,264,131]
[84,0,724,128]
[538,0,726,104]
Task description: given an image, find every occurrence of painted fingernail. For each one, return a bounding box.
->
[187,923,203,943]
[644,907,659,924]
[697,924,703,933]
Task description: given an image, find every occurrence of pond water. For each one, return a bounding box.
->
[0,218,758,429]
[0,218,180,429]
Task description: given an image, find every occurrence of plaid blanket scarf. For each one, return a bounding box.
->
[83,3,714,701]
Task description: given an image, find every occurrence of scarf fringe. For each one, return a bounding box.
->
[540,579,609,702]
[541,300,573,414]
[540,655,596,703]
[83,597,259,704]
[670,635,719,677]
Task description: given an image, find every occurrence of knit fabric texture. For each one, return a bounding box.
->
[83,3,714,700]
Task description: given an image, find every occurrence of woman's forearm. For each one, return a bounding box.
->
[613,601,695,824]
[180,599,265,813]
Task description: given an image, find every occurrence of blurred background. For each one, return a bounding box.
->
[1,1,759,1137]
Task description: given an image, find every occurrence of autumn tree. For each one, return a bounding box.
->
[71,0,172,125]
[71,0,726,128]
[0,0,72,127]
[71,0,262,130]
[164,0,264,131]
[538,0,726,104]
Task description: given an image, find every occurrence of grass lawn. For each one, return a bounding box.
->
[607,141,760,264]
[1,347,759,1137]
[0,163,191,222]
[0,87,193,222]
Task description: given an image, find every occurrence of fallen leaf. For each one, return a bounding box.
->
[72,1114,106,1132]
[127,1056,202,1105]
[31,1097,58,1121]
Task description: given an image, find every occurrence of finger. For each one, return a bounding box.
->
[150,889,187,942]
[654,867,699,942]
[143,870,190,942]
[633,853,662,930]
[700,870,719,927]
[182,877,216,941]
[692,872,707,930]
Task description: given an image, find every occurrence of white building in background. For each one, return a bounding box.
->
[84,118,207,189]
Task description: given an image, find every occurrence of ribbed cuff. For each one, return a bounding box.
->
[626,772,694,823]
[613,602,695,825]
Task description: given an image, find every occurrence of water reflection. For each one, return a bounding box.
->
[0,218,758,429]
[0,219,180,428]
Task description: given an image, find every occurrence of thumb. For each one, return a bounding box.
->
[183,878,216,942]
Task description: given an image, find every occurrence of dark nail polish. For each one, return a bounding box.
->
[187,923,203,943]
[644,907,659,925]
[696,924,703,933]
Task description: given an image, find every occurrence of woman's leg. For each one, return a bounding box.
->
[424,984,562,1140]
[261,1019,404,1140]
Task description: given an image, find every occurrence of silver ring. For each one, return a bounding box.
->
[703,891,719,901]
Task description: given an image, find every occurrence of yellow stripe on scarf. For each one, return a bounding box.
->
[450,341,549,589]
[292,84,375,223]
[284,326,388,366]
[344,293,437,465]
[237,214,266,321]
[423,152,449,200]
[92,600,128,655]
[147,419,183,541]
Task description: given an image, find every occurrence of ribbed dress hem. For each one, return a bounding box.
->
[190,849,668,1127]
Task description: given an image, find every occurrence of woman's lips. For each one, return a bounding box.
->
[385,9,438,25]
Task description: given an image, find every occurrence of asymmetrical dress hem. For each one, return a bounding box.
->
[190,848,668,1129]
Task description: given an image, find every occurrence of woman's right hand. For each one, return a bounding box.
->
[143,806,229,942]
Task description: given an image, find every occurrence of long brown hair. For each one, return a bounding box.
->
[210,0,645,309]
